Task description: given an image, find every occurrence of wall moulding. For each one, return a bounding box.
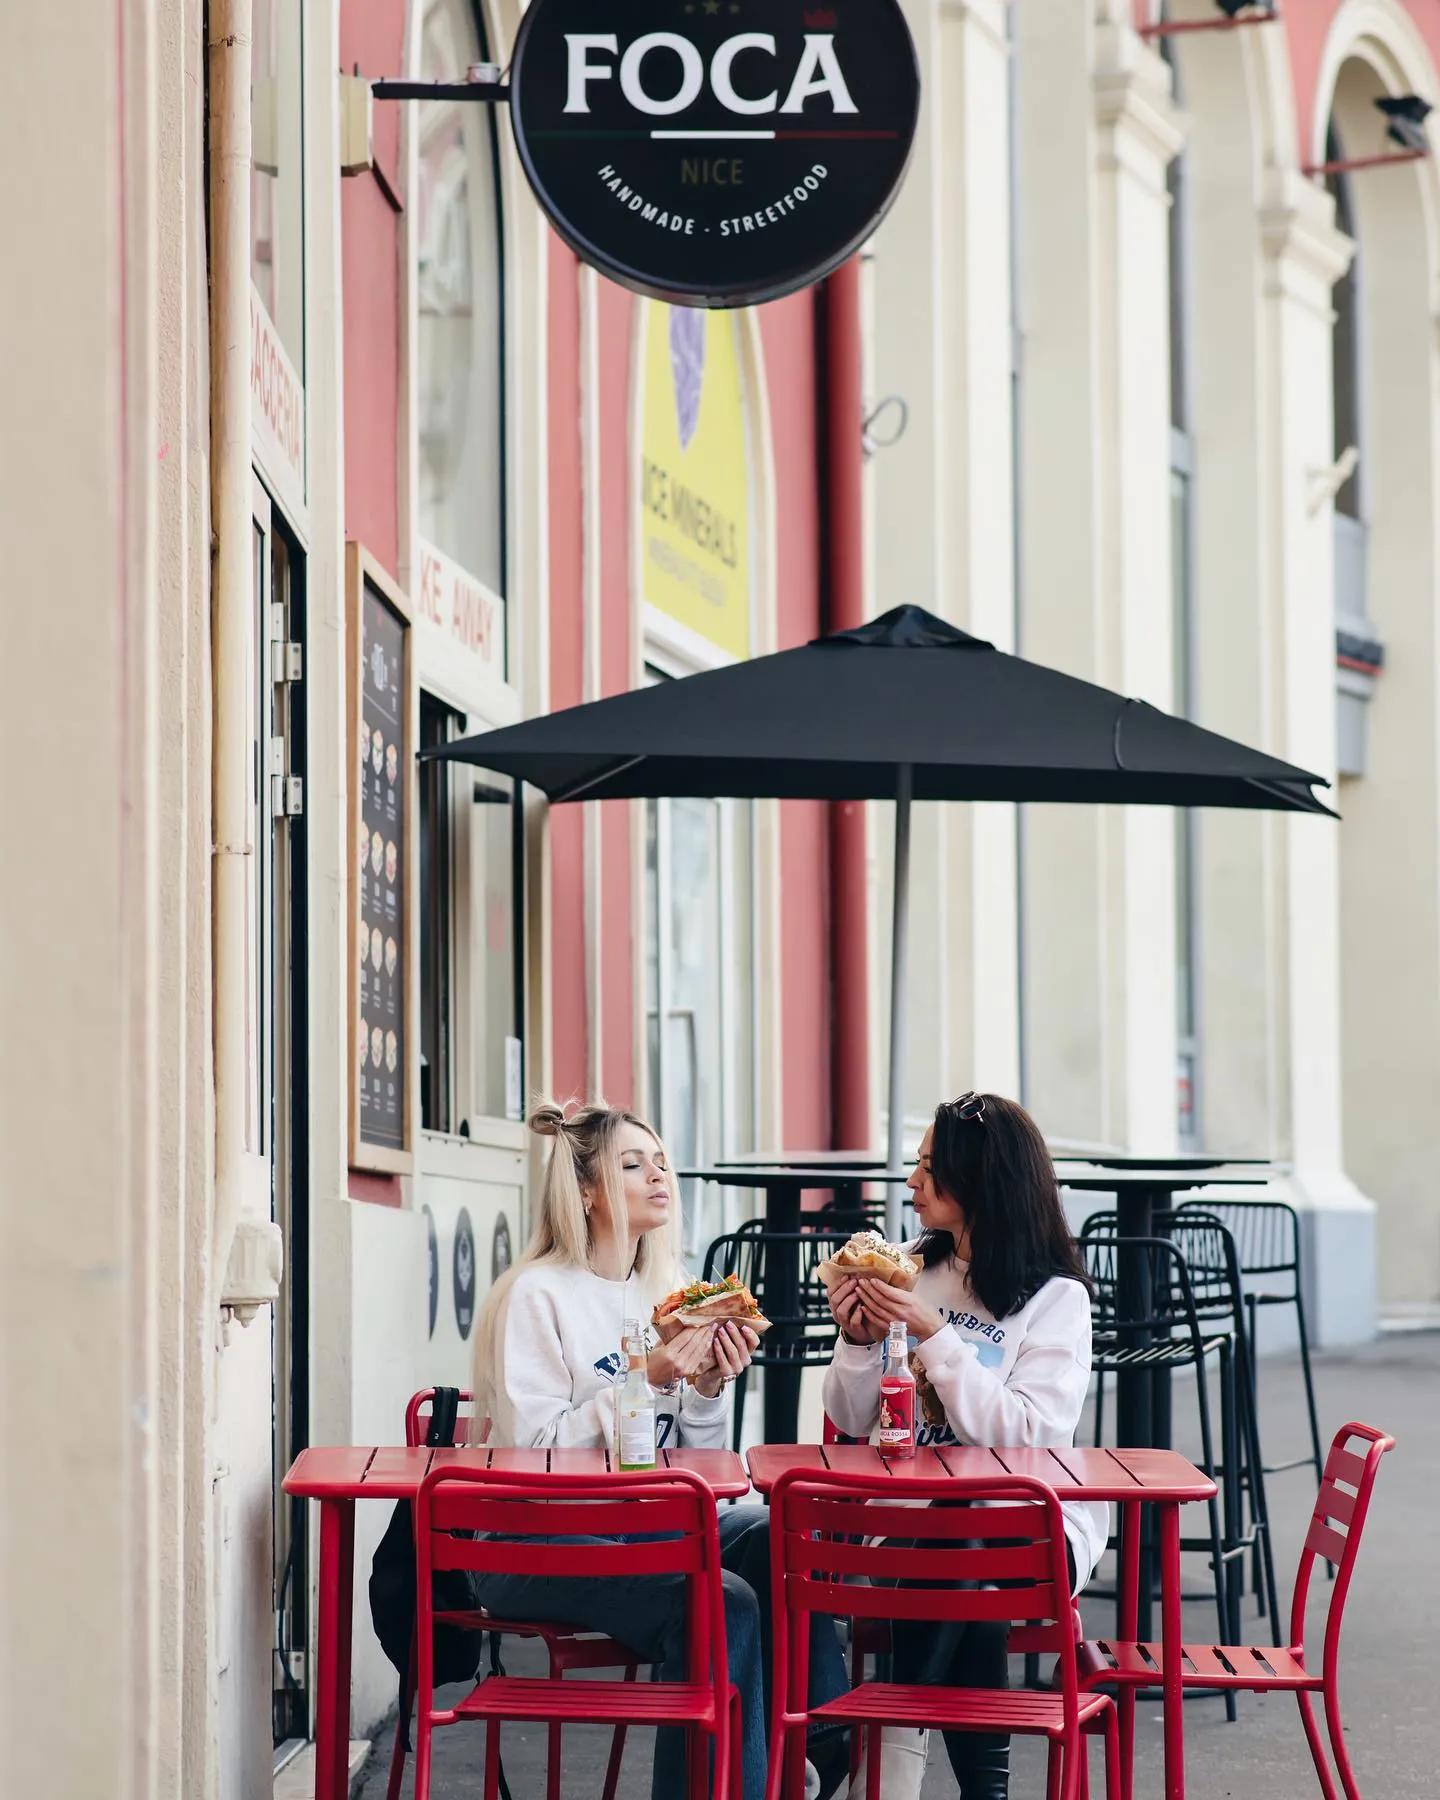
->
[1092,22,1186,186]
[1259,166,1355,317]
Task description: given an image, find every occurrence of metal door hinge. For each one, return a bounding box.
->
[271,774,304,818]
[268,737,303,818]
[268,603,302,683]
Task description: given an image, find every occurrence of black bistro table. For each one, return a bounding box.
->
[679,1164,914,1441]
[1056,1158,1271,1637]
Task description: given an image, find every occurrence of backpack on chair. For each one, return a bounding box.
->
[368,1386,484,1746]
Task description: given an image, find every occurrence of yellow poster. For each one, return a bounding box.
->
[639,304,751,659]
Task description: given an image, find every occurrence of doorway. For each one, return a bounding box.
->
[252,477,310,1747]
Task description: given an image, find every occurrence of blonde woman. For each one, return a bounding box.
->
[473,1101,848,1800]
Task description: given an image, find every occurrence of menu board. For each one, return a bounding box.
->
[347,544,415,1173]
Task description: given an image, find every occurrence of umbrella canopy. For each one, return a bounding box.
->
[426,605,1335,815]
[427,604,1335,1222]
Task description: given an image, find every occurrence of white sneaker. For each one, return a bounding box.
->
[844,1727,929,1799]
[804,1760,822,1800]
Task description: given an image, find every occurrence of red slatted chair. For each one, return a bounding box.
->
[767,1467,1120,1800]
[412,1464,742,1800]
[1076,1421,1394,1800]
[820,1412,1070,1766]
[386,1390,637,1800]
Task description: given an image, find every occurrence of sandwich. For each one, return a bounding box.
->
[817,1228,920,1291]
[652,1274,772,1342]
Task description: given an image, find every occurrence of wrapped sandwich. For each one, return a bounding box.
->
[816,1228,920,1292]
[652,1274,772,1343]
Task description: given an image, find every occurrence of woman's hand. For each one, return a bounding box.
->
[826,1274,886,1345]
[647,1327,719,1390]
[691,1322,759,1399]
[856,1277,947,1346]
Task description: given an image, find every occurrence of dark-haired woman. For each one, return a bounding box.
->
[822,1093,1105,1800]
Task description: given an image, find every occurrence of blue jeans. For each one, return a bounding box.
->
[474,1503,846,1800]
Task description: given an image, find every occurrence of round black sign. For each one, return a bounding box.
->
[453,1207,476,1340]
[510,0,920,307]
[423,1204,438,1339]
[492,1212,513,1284]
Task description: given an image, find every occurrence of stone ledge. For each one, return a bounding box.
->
[274,1740,369,1800]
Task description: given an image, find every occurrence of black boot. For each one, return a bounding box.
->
[944,1730,1010,1800]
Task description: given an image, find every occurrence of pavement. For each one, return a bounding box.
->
[354,1331,1439,1799]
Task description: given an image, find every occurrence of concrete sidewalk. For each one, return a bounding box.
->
[356,1332,1439,1799]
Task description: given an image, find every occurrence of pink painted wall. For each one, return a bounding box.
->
[762,295,830,1154]
[547,240,589,1104]
[339,3,406,1200]
[542,276,831,1145]
[1287,2,1440,159]
[597,279,638,1105]
[339,3,405,578]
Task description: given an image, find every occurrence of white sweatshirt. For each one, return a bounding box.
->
[822,1255,1108,1592]
[487,1261,730,1453]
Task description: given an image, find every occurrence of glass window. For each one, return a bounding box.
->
[1168,102,1200,1143]
[416,0,505,596]
[1327,133,1363,523]
[419,693,459,1133]
[251,0,305,374]
[467,771,520,1122]
[1171,469,1199,1148]
[644,685,756,1252]
[419,696,522,1130]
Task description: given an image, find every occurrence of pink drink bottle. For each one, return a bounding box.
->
[878,1320,916,1459]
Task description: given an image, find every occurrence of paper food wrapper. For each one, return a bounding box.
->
[815,1252,919,1293]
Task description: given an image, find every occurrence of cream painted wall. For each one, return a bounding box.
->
[868,0,1021,1139]
[1323,43,1440,1311]
[2,5,165,1795]
[1014,10,1183,1154]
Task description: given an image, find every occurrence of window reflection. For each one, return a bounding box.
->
[417,0,505,596]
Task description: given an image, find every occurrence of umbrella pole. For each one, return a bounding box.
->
[885,767,912,1239]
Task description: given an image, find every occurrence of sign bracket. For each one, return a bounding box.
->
[370,77,509,104]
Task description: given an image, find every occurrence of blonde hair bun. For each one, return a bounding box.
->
[528,1100,569,1139]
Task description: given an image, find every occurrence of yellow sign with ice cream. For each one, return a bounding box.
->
[639,304,751,659]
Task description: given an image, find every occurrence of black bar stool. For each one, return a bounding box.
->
[1080,1224,1245,1718]
[700,1220,854,1451]
[1171,1197,1325,1488]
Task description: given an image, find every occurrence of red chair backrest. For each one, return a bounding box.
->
[404,1387,489,1447]
[1290,1420,1394,1674]
[412,1466,729,1723]
[768,1470,1082,1735]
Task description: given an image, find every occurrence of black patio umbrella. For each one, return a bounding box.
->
[426,605,1334,1226]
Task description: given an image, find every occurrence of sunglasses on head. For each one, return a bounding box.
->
[949,1091,986,1124]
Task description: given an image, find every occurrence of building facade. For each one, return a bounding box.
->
[7,1,1440,1794]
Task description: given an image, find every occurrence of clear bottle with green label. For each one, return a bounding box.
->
[615,1318,657,1472]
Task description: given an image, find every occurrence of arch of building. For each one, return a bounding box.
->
[1312,1,1440,1315]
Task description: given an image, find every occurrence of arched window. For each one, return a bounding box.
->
[416,0,505,599]
[1326,125,1376,780]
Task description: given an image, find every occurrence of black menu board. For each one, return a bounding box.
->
[347,545,415,1173]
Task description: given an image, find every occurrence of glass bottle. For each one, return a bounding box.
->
[615,1317,658,1472]
[878,1319,916,1459]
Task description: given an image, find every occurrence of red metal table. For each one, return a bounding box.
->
[283,1443,751,1800]
[747,1443,1216,1800]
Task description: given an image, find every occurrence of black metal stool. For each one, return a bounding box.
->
[1079,1224,1249,1719]
[700,1219,853,1451]
[1172,1197,1325,1486]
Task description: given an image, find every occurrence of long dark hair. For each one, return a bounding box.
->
[916,1093,1090,1320]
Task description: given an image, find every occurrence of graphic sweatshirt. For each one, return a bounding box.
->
[487,1261,729,1452]
[822,1254,1108,1591]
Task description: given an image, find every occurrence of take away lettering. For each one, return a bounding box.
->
[419,547,500,668]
